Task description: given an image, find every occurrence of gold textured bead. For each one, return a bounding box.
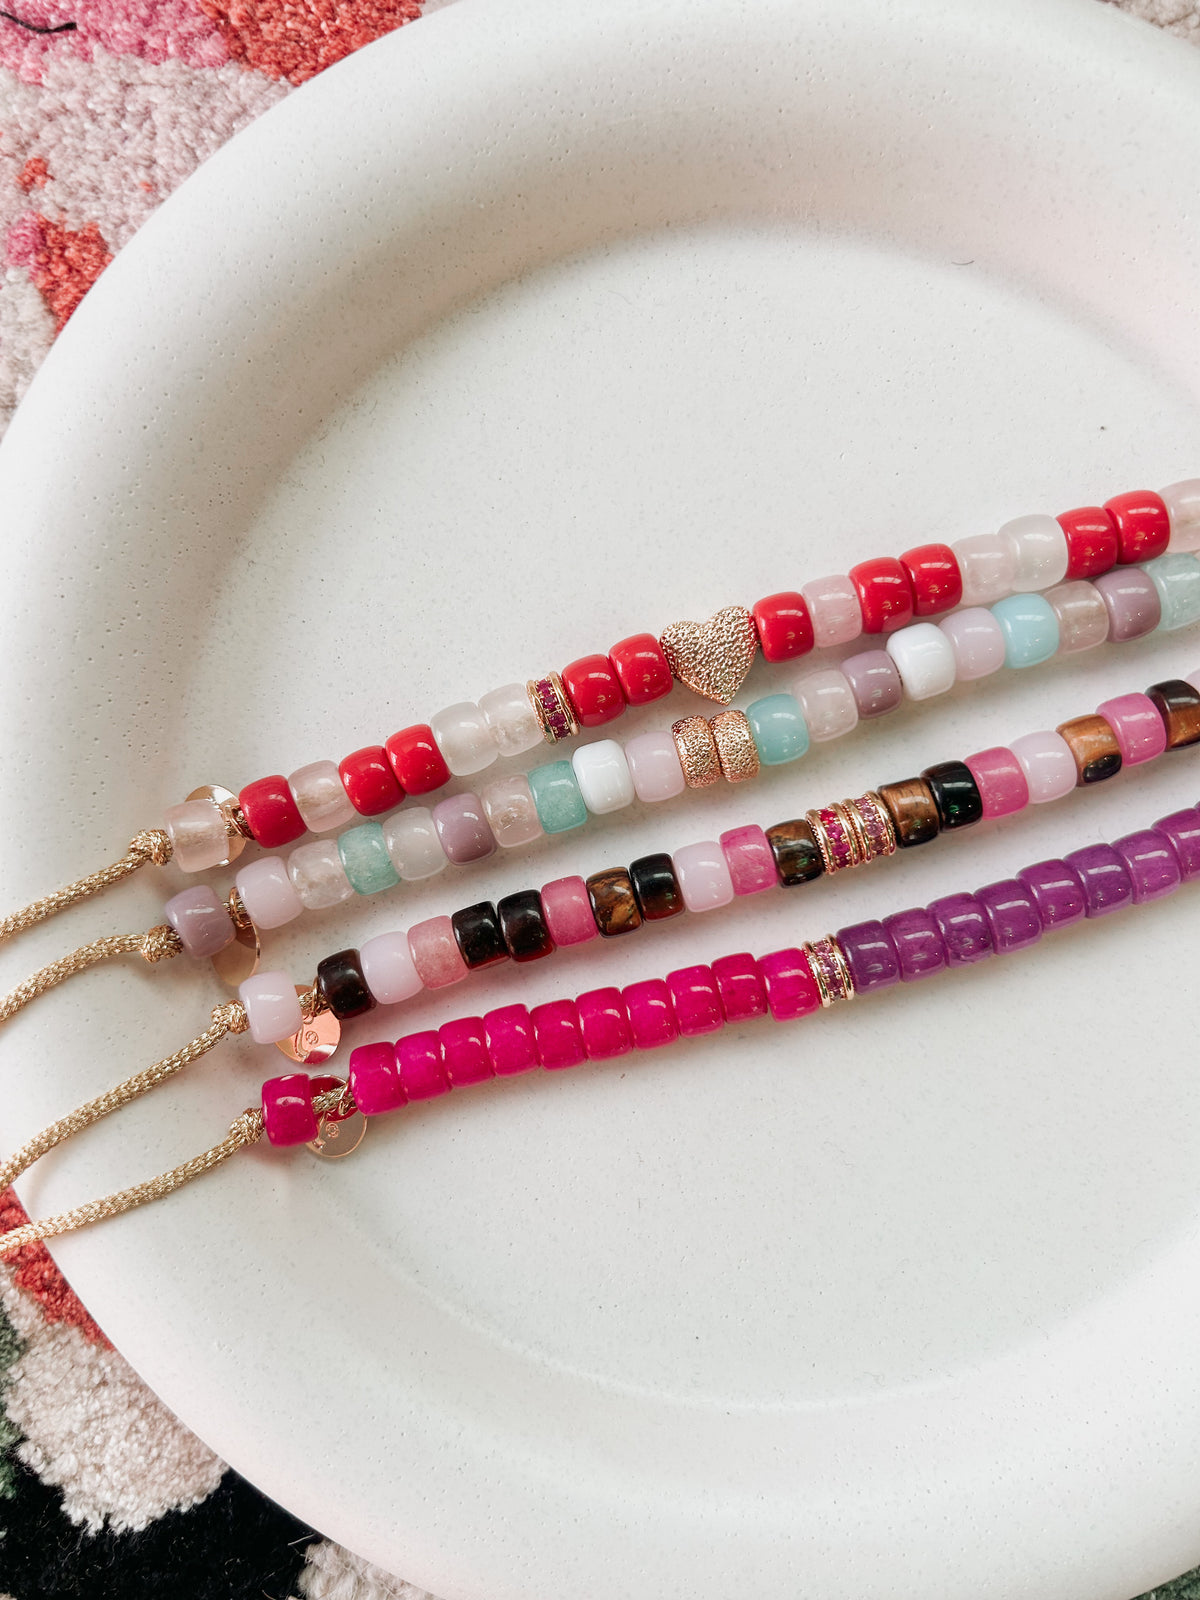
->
[671,715,721,788]
[710,708,760,783]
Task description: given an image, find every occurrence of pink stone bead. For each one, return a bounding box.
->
[1010,730,1077,803]
[163,798,228,873]
[625,729,686,803]
[800,574,863,647]
[235,855,302,930]
[938,607,1006,680]
[432,792,496,864]
[438,1017,494,1086]
[540,876,598,945]
[712,952,767,1021]
[360,929,424,1005]
[719,825,776,895]
[532,999,586,1068]
[674,839,735,912]
[407,915,469,988]
[666,965,723,1036]
[760,948,823,1020]
[485,1005,538,1074]
[1095,692,1168,766]
[622,979,679,1049]
[239,970,303,1045]
[577,987,633,1059]
[164,884,235,959]
[396,1031,450,1100]
[964,746,1029,819]
[348,1042,407,1116]
[261,1073,318,1146]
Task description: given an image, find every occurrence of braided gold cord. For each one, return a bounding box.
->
[0,829,172,947]
[0,923,183,1027]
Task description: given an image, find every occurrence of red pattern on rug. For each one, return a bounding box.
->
[0,1188,111,1346]
[197,0,423,84]
[4,211,112,328]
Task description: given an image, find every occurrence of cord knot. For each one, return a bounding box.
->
[229,1106,264,1145]
[130,828,173,868]
[211,1001,249,1035]
[140,924,183,964]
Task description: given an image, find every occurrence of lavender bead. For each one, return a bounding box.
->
[1016,858,1087,928]
[840,650,903,719]
[1153,807,1200,880]
[881,906,947,981]
[1065,843,1133,916]
[975,878,1043,953]
[835,920,900,992]
[1113,829,1182,903]
[929,892,994,966]
[1092,567,1162,642]
[164,884,235,959]
[432,792,496,865]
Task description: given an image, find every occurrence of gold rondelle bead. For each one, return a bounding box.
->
[710,708,760,783]
[671,715,721,788]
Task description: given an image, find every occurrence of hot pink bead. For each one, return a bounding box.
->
[360,930,424,1005]
[674,840,734,913]
[666,965,723,1036]
[407,915,469,988]
[760,947,823,1020]
[964,746,1029,819]
[531,999,585,1069]
[485,1005,538,1074]
[238,970,303,1045]
[397,1031,450,1099]
[261,1073,318,1147]
[348,1042,407,1116]
[432,791,496,864]
[711,952,767,1021]
[1009,730,1077,803]
[438,1017,494,1086]
[622,979,678,1049]
[1095,692,1168,766]
[540,876,598,945]
[719,825,776,895]
[624,729,686,803]
[234,856,302,930]
[577,988,633,1059]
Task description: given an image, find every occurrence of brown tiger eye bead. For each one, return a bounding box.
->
[586,867,643,937]
[765,818,824,886]
[877,778,940,848]
[1056,713,1122,785]
[1147,679,1200,750]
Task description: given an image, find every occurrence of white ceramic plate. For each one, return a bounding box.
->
[5,0,1200,1594]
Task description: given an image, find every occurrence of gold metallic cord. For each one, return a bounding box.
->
[0,924,183,1027]
[0,829,173,947]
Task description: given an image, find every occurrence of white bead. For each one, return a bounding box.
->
[793,668,858,742]
[953,531,1016,605]
[382,807,447,879]
[288,760,355,833]
[886,622,957,700]
[997,513,1068,590]
[1161,480,1200,553]
[478,682,543,757]
[287,838,354,910]
[429,701,498,776]
[571,739,635,814]
[481,773,544,847]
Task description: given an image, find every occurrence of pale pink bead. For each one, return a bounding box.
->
[719,825,776,895]
[1162,479,1200,553]
[1045,580,1109,654]
[1010,730,1077,803]
[360,929,424,1005]
[481,773,544,847]
[235,856,302,929]
[939,607,1006,680]
[541,876,598,944]
[1186,666,1200,697]
[625,728,685,803]
[674,840,735,912]
[288,760,356,833]
[239,970,303,1045]
[163,798,228,873]
[953,531,1016,605]
[800,575,862,648]
[407,915,469,988]
[794,668,858,741]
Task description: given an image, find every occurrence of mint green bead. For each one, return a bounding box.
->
[746,692,810,765]
[338,822,400,895]
[990,592,1059,668]
[1142,552,1200,630]
[528,760,588,834]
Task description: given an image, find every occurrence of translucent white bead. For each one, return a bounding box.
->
[998,513,1068,590]
[571,739,635,814]
[793,668,858,741]
[886,622,957,700]
[429,701,498,776]
[953,531,1017,605]
[382,807,447,879]
[481,774,544,847]
[287,838,354,910]
[478,682,543,757]
[1161,479,1200,553]
[289,760,355,833]
[163,798,228,873]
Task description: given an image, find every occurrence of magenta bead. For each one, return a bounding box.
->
[1016,858,1087,928]
[881,906,947,980]
[261,1073,319,1146]
[1154,807,1200,880]
[438,1017,494,1086]
[396,1031,451,1099]
[719,825,777,896]
[407,915,469,989]
[622,979,679,1048]
[531,999,586,1069]
[1064,843,1133,917]
[711,952,768,1021]
[164,884,236,960]
[975,879,1043,952]
[541,876,599,945]
[485,1005,538,1074]
[432,791,496,864]
[348,1042,408,1116]
[1113,829,1182,903]
[759,948,823,1019]
[577,988,633,1059]
[964,747,1029,819]
[834,921,900,992]
[1095,692,1168,766]
[665,965,724,1036]
[673,840,735,913]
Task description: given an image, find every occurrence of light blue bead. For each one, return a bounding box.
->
[1142,552,1200,630]
[528,760,588,834]
[990,592,1060,668]
[338,822,400,895]
[745,692,810,765]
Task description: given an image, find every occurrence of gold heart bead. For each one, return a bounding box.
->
[659,605,759,705]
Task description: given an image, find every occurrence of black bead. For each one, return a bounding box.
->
[451,901,508,969]
[629,852,684,920]
[765,818,825,885]
[920,760,982,830]
[497,889,554,962]
[315,948,375,1020]
[1148,678,1200,749]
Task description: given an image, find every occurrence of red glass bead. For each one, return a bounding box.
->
[847,557,915,634]
[385,724,451,795]
[1103,489,1170,564]
[560,654,626,727]
[238,774,305,848]
[1056,506,1119,580]
[751,592,815,663]
[607,634,673,705]
[900,543,962,616]
[339,745,404,816]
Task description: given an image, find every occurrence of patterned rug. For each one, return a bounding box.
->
[0,1,1198,1595]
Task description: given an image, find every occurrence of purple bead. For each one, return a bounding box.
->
[431,791,496,865]
[1016,858,1086,928]
[1092,566,1162,641]
[164,884,236,959]
[975,878,1043,953]
[835,919,900,992]
[929,892,994,966]
[1113,829,1182,903]
[1153,807,1200,880]
[1064,843,1134,917]
[840,649,903,718]
[881,906,947,981]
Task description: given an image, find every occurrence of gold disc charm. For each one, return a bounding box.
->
[306,1075,366,1159]
[186,784,250,866]
[276,986,342,1065]
[210,915,260,988]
